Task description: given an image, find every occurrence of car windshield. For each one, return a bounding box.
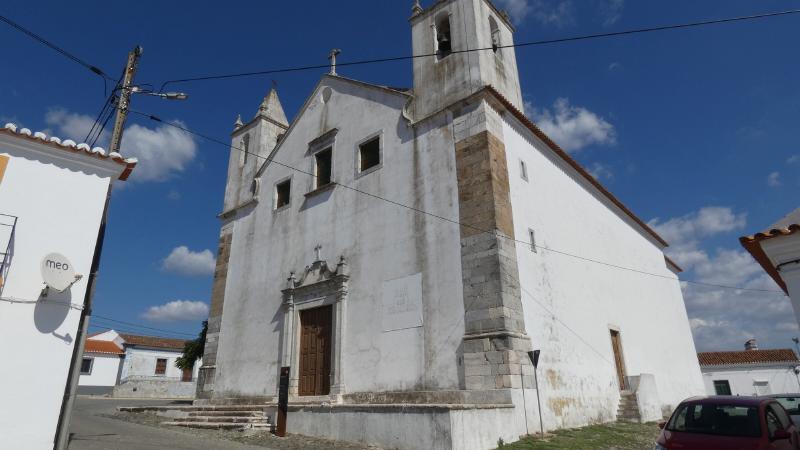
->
[667,403,761,438]
[774,397,800,415]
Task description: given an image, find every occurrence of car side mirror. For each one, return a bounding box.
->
[658,421,666,430]
[773,429,791,441]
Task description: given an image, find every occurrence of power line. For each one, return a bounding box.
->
[127,108,787,296]
[0,13,113,81]
[158,8,800,90]
[88,324,191,340]
[91,313,197,337]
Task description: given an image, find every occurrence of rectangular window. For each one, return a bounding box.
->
[520,159,528,181]
[359,137,381,172]
[713,380,732,395]
[80,358,93,375]
[155,358,167,375]
[275,179,291,209]
[528,229,537,253]
[315,148,332,188]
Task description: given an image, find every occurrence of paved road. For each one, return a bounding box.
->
[67,396,265,450]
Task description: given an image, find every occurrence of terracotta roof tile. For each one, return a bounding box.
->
[0,123,137,180]
[119,333,188,350]
[84,340,124,355]
[739,208,800,294]
[698,349,798,366]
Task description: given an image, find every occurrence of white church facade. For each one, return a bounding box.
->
[196,1,705,448]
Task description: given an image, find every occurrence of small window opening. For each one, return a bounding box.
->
[713,380,732,395]
[315,148,333,188]
[520,159,528,181]
[489,17,501,53]
[80,358,93,375]
[155,358,167,376]
[528,229,537,253]
[359,137,381,172]
[276,179,291,208]
[241,134,250,165]
[436,16,452,58]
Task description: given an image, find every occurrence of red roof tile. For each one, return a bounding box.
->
[120,333,188,350]
[698,349,798,366]
[84,340,124,355]
[739,208,800,294]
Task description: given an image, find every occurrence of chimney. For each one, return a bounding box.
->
[745,339,758,351]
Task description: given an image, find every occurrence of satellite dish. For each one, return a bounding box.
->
[41,253,77,292]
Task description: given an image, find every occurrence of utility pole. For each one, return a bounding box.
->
[109,45,143,153]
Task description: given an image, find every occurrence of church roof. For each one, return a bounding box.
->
[481,85,670,248]
[739,207,800,294]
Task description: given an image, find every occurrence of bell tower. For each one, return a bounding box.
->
[223,88,289,213]
[410,0,524,118]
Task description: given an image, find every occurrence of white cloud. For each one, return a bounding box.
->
[587,162,614,181]
[44,108,197,183]
[120,122,197,182]
[162,246,216,276]
[599,0,624,26]
[649,206,795,351]
[141,300,209,322]
[767,171,782,188]
[167,190,181,201]
[608,62,622,71]
[496,0,574,26]
[788,155,799,164]
[530,98,616,152]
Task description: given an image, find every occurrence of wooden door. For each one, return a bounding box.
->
[299,306,332,396]
[610,330,628,390]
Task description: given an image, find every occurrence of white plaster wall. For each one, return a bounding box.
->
[121,347,193,380]
[214,77,466,399]
[501,114,705,429]
[78,353,122,387]
[0,136,121,450]
[702,366,800,396]
[761,234,800,325]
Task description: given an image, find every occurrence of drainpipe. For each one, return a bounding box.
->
[53,184,111,450]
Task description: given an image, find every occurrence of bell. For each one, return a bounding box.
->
[438,33,449,44]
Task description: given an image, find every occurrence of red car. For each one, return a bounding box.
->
[656,396,799,450]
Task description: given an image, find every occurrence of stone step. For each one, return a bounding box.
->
[162,421,271,430]
[119,405,267,413]
[171,416,269,424]
[188,411,266,417]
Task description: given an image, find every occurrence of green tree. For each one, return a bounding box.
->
[176,321,207,371]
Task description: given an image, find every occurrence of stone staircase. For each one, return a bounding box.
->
[616,392,641,423]
[118,405,271,431]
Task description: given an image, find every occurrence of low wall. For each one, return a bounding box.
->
[113,378,196,399]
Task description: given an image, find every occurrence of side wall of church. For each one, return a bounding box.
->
[212,78,469,399]
[501,110,706,429]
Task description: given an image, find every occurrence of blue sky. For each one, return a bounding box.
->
[0,0,797,350]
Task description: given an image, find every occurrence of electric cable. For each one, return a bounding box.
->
[0,13,113,81]
[127,108,788,296]
[157,8,800,90]
[91,313,198,337]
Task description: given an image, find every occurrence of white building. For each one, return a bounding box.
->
[81,329,200,399]
[78,335,125,395]
[0,123,136,449]
[699,340,800,396]
[741,208,800,326]
[196,1,705,448]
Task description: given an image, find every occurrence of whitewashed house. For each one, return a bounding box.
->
[195,1,705,448]
[82,329,199,399]
[741,208,800,326]
[0,123,136,449]
[78,335,125,395]
[699,340,800,396]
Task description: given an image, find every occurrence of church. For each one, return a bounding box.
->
[196,1,705,448]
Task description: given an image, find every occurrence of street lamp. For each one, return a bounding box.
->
[130,86,189,100]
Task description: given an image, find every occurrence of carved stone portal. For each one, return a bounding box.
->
[281,255,349,397]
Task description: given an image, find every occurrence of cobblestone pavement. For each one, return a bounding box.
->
[69,396,382,450]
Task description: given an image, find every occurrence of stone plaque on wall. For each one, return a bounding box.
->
[381,273,423,332]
